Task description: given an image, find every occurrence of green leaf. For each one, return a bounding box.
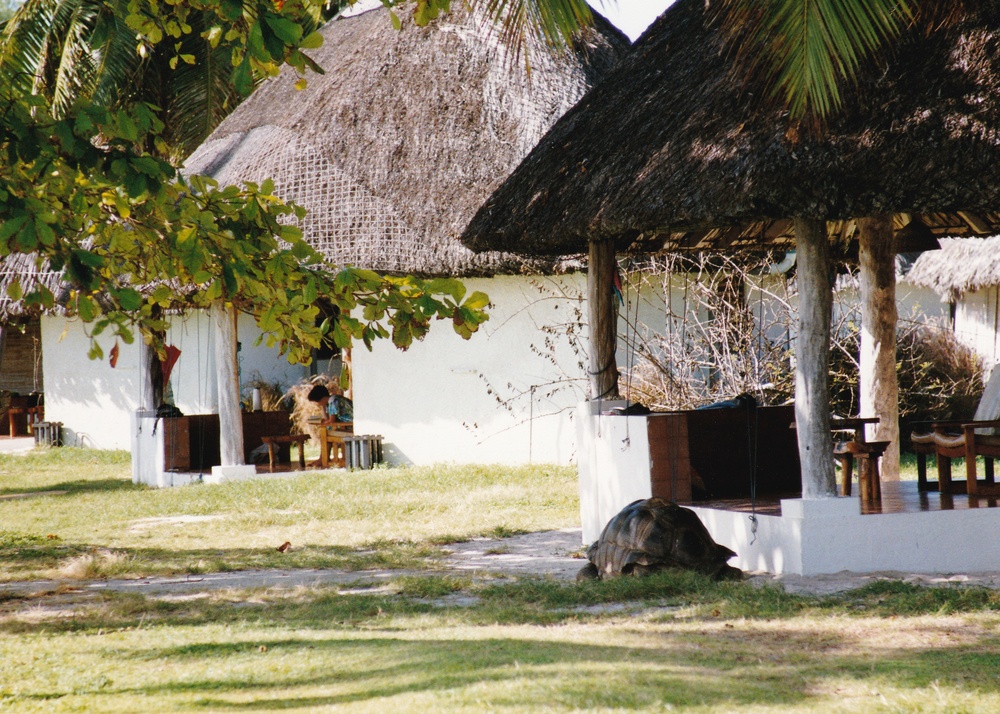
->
[78,295,99,322]
[263,14,303,45]
[233,56,254,96]
[5,279,22,302]
[0,216,29,244]
[300,31,323,49]
[429,277,466,303]
[247,22,270,62]
[462,291,490,310]
[117,288,143,311]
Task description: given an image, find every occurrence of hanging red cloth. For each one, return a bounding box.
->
[161,345,182,383]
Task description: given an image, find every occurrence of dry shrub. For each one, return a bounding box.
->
[897,319,985,423]
[241,377,292,412]
[58,550,130,579]
[620,254,984,430]
[286,375,341,439]
[621,252,798,410]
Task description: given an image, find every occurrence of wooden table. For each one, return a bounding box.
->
[261,434,308,471]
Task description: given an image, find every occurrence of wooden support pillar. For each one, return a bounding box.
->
[140,341,158,412]
[858,214,900,480]
[793,218,837,498]
[212,300,244,466]
[587,238,620,400]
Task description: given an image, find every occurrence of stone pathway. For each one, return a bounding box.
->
[4,527,1000,601]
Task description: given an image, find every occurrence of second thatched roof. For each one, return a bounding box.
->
[184,5,629,276]
[463,0,1000,256]
[906,237,1000,301]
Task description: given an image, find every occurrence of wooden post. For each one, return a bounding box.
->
[212,300,244,466]
[140,341,159,412]
[858,214,900,480]
[587,238,620,400]
[793,218,837,498]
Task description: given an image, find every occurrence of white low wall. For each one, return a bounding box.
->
[577,400,650,544]
[695,497,1000,575]
[577,401,1000,575]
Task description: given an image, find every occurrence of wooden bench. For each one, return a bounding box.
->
[261,434,308,471]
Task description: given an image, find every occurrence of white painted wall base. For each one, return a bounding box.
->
[694,496,1000,575]
[206,464,258,484]
[577,399,647,544]
[577,402,1000,575]
[131,413,202,488]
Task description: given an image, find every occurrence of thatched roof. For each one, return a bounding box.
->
[184,5,629,276]
[0,254,63,322]
[463,0,1000,256]
[906,237,1000,301]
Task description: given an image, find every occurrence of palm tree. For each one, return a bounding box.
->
[0,0,331,162]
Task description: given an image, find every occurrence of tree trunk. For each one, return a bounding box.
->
[212,300,244,466]
[793,218,836,498]
[858,214,900,480]
[587,238,620,400]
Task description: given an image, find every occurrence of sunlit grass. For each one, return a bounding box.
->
[0,448,578,580]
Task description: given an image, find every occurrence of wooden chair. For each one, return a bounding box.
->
[910,367,1000,495]
[319,424,353,468]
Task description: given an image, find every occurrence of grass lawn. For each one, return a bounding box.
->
[0,448,579,580]
[3,448,1000,712]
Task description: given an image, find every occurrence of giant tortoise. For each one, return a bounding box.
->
[577,498,742,581]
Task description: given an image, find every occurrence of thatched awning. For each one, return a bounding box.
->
[462,0,1000,255]
[907,237,1000,301]
[184,6,629,276]
[0,254,64,322]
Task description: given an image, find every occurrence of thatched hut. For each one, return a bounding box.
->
[908,237,1000,365]
[182,4,629,465]
[462,0,1000,572]
[464,0,1000,480]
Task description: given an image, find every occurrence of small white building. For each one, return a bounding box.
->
[907,236,1000,369]
[182,6,630,466]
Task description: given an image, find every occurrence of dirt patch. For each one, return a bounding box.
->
[4,528,1000,602]
[127,515,223,532]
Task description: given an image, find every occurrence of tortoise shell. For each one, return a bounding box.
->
[578,498,742,581]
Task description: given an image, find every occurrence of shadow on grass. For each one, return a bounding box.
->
[15,615,1000,710]
[7,576,1000,707]
[0,479,141,499]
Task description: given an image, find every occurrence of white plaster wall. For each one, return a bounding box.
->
[955,287,1000,368]
[41,316,145,449]
[42,311,309,450]
[576,400,650,543]
[352,275,590,466]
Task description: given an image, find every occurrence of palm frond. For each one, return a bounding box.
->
[476,0,593,64]
[711,0,914,124]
